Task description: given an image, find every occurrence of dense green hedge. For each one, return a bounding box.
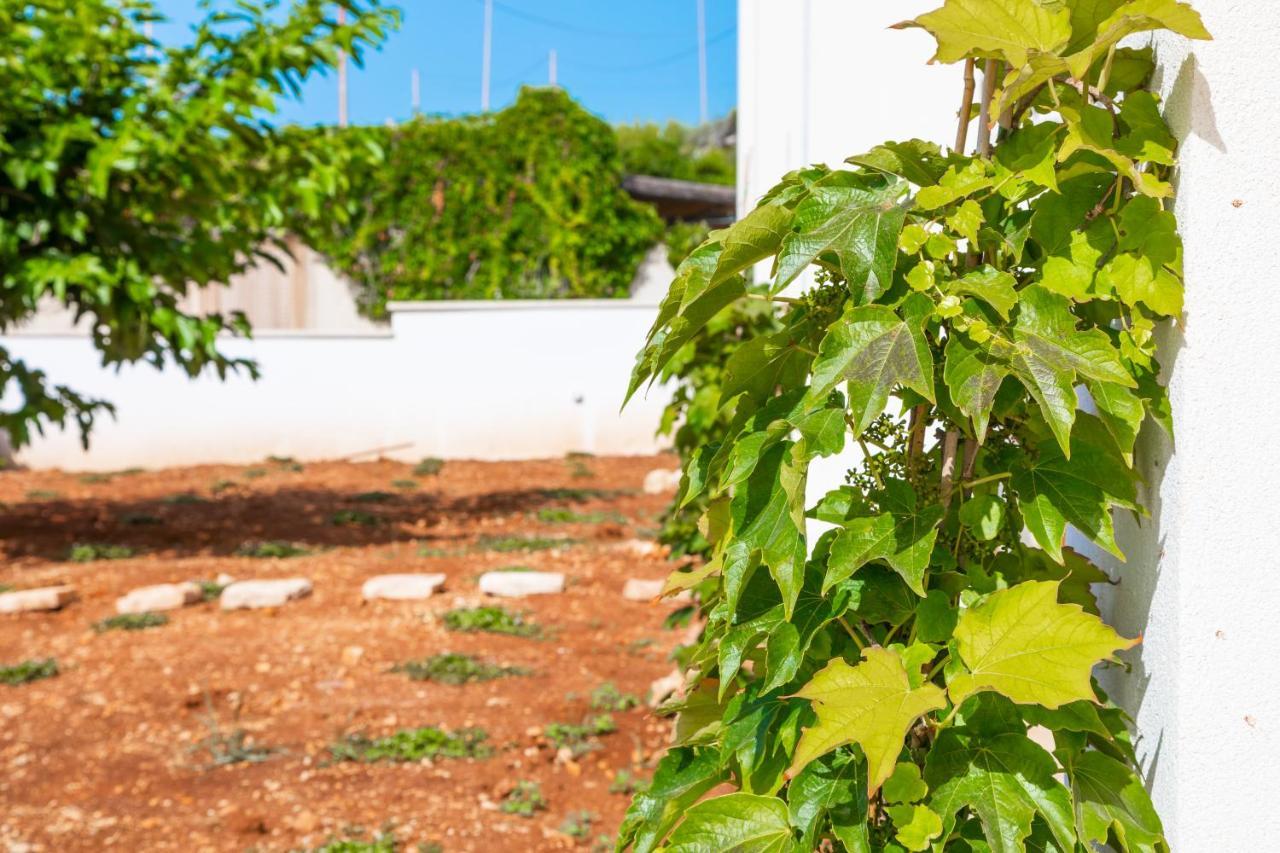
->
[290,88,664,315]
[616,120,735,187]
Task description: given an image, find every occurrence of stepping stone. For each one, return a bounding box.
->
[623,578,692,603]
[0,585,77,614]
[478,571,565,598]
[615,538,662,558]
[643,468,681,495]
[220,578,312,610]
[116,582,202,615]
[361,573,446,601]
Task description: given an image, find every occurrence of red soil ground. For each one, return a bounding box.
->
[0,454,687,852]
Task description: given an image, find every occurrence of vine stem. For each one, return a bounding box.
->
[962,471,1011,489]
[955,58,976,153]
[908,405,927,460]
[939,429,960,508]
[838,617,867,650]
[976,59,998,157]
[745,293,801,304]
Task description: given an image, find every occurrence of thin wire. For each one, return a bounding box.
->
[567,25,735,74]
[474,0,680,40]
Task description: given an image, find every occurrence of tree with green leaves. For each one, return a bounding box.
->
[0,0,397,449]
[623,1,1208,850]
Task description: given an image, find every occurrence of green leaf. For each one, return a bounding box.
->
[762,561,858,692]
[825,480,943,596]
[901,0,1072,66]
[926,721,1076,853]
[958,494,1004,541]
[994,122,1062,192]
[847,139,950,187]
[914,160,992,211]
[1039,219,1113,301]
[787,750,870,851]
[1088,379,1144,464]
[886,804,944,851]
[915,589,959,644]
[948,580,1138,708]
[720,329,809,408]
[712,204,794,286]
[731,441,808,617]
[789,646,946,792]
[774,173,906,300]
[666,793,796,852]
[1063,749,1168,852]
[948,265,1018,320]
[946,200,984,245]
[806,303,935,435]
[944,334,1008,443]
[883,762,928,805]
[617,747,725,853]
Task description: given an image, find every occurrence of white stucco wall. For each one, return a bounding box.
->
[1092,3,1280,848]
[1,300,669,470]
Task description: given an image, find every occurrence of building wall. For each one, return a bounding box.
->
[738,0,1280,847]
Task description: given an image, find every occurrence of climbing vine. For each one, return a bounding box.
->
[622,1,1208,850]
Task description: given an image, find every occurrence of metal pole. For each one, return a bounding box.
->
[697,0,708,124]
[412,68,421,113]
[549,49,557,87]
[481,0,493,111]
[337,6,349,127]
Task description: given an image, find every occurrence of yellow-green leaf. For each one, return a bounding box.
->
[789,647,946,793]
[901,0,1072,67]
[948,580,1138,708]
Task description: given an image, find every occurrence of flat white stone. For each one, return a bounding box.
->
[616,538,662,558]
[622,578,665,601]
[478,571,565,598]
[116,582,202,614]
[0,585,77,614]
[642,468,681,495]
[220,578,312,610]
[361,573,446,601]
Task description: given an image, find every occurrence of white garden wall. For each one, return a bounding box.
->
[1,299,670,471]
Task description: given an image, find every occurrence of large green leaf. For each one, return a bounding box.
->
[616,747,725,853]
[806,302,935,434]
[944,334,1009,443]
[786,749,870,852]
[666,793,796,852]
[824,480,943,596]
[846,139,950,187]
[948,580,1137,708]
[711,203,794,287]
[789,647,946,792]
[901,0,1072,66]
[774,173,906,300]
[719,329,810,408]
[730,441,808,616]
[948,265,1018,320]
[926,721,1076,853]
[763,561,858,691]
[1062,749,1168,852]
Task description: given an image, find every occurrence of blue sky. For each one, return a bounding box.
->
[153,0,737,127]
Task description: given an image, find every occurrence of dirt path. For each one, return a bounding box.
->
[0,455,685,852]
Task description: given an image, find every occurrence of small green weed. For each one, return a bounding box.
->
[609,769,647,795]
[329,726,489,763]
[162,492,208,505]
[0,658,58,686]
[544,714,616,757]
[189,693,274,768]
[625,638,654,656]
[331,509,382,527]
[78,472,113,484]
[536,507,626,524]
[25,489,61,500]
[69,542,135,562]
[236,540,310,558]
[392,653,530,686]
[120,512,162,526]
[413,457,444,477]
[242,467,268,479]
[416,543,460,557]
[501,781,548,817]
[535,487,617,502]
[589,683,639,712]
[441,606,540,637]
[559,811,596,839]
[567,459,595,479]
[0,583,13,593]
[196,579,227,602]
[94,612,168,633]
[353,491,396,503]
[391,479,420,491]
[475,534,573,553]
[210,479,236,494]
[267,455,304,472]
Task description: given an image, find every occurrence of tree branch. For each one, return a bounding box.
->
[955,58,976,154]
[976,59,998,157]
[940,429,960,508]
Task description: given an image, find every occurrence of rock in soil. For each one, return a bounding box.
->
[478,571,565,597]
[0,585,77,613]
[220,578,312,610]
[642,468,681,495]
[361,573,446,601]
[115,582,202,614]
[622,578,665,601]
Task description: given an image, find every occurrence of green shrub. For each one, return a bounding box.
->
[441,606,539,638]
[413,457,444,477]
[589,683,639,712]
[69,542,135,562]
[391,479,420,491]
[0,658,58,686]
[500,781,547,818]
[328,726,489,763]
[290,88,663,314]
[544,714,616,757]
[537,507,625,524]
[352,491,396,503]
[559,810,596,840]
[475,534,571,553]
[391,653,530,686]
[330,509,382,527]
[93,612,168,633]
